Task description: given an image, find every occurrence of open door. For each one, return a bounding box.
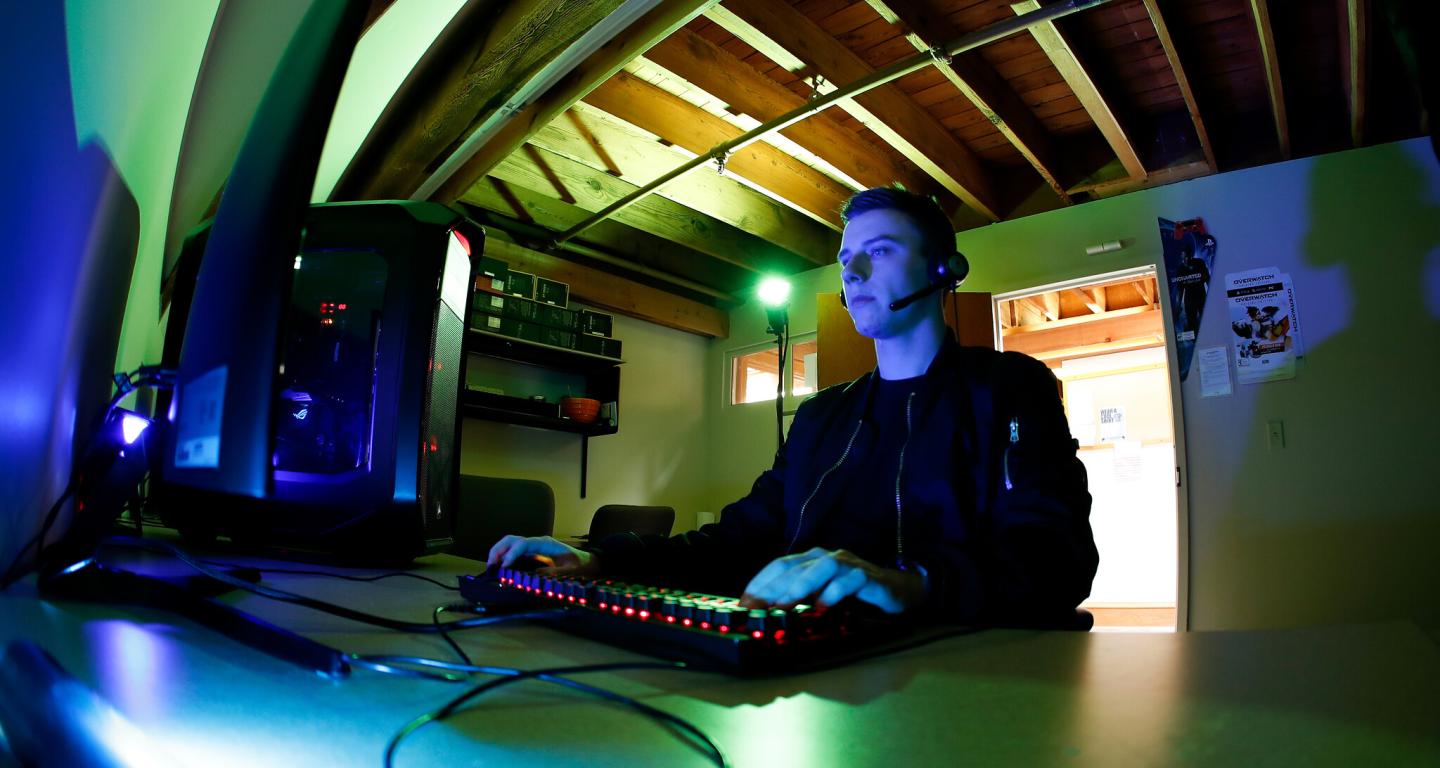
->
[816,290,993,389]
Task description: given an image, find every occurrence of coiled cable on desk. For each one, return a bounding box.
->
[355,657,728,768]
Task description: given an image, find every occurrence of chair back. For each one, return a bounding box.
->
[587,504,675,543]
[451,475,555,561]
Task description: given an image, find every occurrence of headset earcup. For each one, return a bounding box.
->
[942,252,970,286]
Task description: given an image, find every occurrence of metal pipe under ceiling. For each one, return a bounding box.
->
[552,0,1113,248]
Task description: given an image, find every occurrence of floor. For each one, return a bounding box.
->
[1087,605,1177,632]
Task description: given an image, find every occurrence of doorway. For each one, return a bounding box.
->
[995,267,1181,632]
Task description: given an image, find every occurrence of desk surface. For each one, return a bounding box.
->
[3,551,1439,767]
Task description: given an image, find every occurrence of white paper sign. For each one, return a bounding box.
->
[1198,346,1232,397]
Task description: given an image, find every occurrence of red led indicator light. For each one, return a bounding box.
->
[665,616,675,623]
[718,626,729,633]
[578,599,586,605]
[682,619,692,627]
[624,608,635,616]
[773,630,786,641]
[638,611,650,619]
[598,603,607,609]
[751,631,764,639]
[700,622,710,630]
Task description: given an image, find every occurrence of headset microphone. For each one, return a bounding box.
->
[887,280,949,312]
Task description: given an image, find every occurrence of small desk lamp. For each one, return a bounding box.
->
[757,277,791,451]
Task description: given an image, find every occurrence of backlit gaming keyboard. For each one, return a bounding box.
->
[460,566,948,674]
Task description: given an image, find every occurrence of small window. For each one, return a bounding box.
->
[729,334,817,405]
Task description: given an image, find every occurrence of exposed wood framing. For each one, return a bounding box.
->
[644,26,941,198]
[484,238,729,338]
[1343,0,1368,147]
[332,0,629,200]
[488,142,817,271]
[583,72,851,229]
[1142,0,1216,170]
[865,0,1072,204]
[1069,160,1210,199]
[432,0,720,203]
[1248,0,1291,159]
[529,104,838,263]
[1011,0,1144,180]
[711,0,1004,221]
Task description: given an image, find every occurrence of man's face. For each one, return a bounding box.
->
[838,208,935,339]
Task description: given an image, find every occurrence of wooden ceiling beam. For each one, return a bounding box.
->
[1342,0,1368,147]
[1069,159,1210,199]
[644,26,943,200]
[582,72,851,231]
[1141,0,1217,171]
[1011,0,1145,180]
[710,0,1004,222]
[462,178,748,295]
[864,0,1072,204]
[529,104,839,264]
[331,0,629,201]
[486,142,818,272]
[484,239,729,339]
[1248,0,1291,159]
[428,0,720,204]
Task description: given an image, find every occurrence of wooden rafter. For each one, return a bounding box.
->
[1011,0,1145,180]
[710,0,1004,221]
[484,239,729,338]
[1248,0,1290,159]
[529,104,838,264]
[429,0,720,204]
[1141,0,1216,171]
[332,0,629,201]
[488,142,819,271]
[582,71,851,230]
[462,178,749,293]
[864,0,1072,204]
[1343,0,1368,147]
[1069,160,1210,199]
[643,26,942,200]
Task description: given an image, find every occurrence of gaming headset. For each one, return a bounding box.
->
[841,247,970,312]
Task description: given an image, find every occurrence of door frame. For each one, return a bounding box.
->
[993,265,1190,632]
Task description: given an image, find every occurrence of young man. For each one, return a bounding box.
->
[489,188,1097,626]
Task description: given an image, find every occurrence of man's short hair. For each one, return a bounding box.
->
[840,187,955,264]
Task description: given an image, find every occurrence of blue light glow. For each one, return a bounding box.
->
[120,413,149,445]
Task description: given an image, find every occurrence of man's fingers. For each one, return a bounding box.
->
[815,566,868,609]
[487,535,521,567]
[774,556,842,607]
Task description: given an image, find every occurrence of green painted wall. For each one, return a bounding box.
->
[460,308,713,539]
[705,138,1440,631]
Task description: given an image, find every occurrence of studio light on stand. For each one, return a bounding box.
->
[757,277,791,452]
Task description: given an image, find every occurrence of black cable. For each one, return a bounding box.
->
[1,366,175,590]
[433,603,473,664]
[102,536,564,634]
[774,324,788,451]
[0,480,78,589]
[378,660,726,768]
[196,559,460,591]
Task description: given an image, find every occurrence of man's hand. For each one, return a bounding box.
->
[486,535,601,578]
[738,548,926,615]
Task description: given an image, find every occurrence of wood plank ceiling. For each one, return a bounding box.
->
[331,0,1435,338]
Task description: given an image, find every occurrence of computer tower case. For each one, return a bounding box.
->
[156,201,479,561]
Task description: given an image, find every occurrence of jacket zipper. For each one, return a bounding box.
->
[787,417,863,553]
[1003,416,1019,490]
[894,391,916,562]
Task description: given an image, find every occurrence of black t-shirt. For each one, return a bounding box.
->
[812,374,927,567]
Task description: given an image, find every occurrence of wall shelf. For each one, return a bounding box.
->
[461,326,622,496]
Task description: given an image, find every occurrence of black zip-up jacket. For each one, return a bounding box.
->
[593,339,1098,626]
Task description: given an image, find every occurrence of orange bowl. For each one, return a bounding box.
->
[560,396,601,424]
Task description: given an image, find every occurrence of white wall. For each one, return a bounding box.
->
[706,139,1440,630]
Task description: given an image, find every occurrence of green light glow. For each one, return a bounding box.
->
[757,276,791,307]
